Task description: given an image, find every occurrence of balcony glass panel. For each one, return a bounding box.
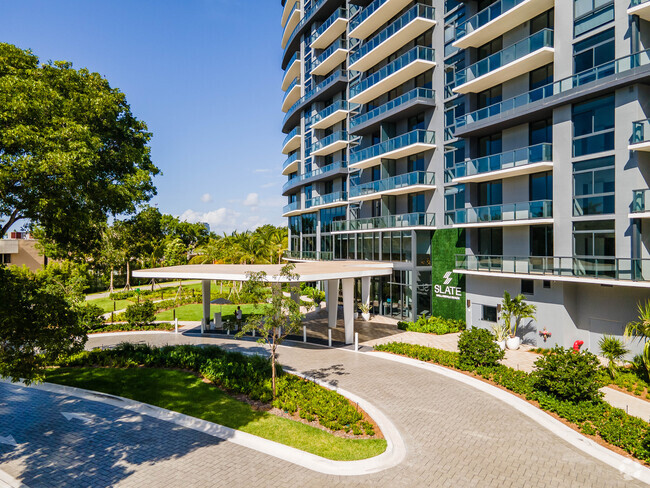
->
[632,189,650,213]
[284,70,348,126]
[305,191,348,208]
[350,46,434,99]
[311,8,347,44]
[313,39,348,69]
[311,131,348,152]
[632,119,650,144]
[333,213,435,231]
[282,152,300,172]
[282,127,301,148]
[349,5,435,66]
[285,250,334,261]
[283,161,347,192]
[455,255,650,282]
[284,0,328,58]
[350,171,435,198]
[350,130,435,165]
[455,29,553,87]
[456,49,650,128]
[350,88,434,128]
[445,200,552,225]
[282,78,300,103]
[452,143,552,179]
[456,0,527,39]
[308,100,350,126]
[283,201,301,214]
[349,0,389,32]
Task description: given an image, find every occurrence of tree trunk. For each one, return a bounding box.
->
[125,261,131,290]
[271,339,277,398]
[109,266,114,293]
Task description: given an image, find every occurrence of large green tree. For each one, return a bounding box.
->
[0,43,159,254]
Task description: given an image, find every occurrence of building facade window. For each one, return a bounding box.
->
[573,28,614,74]
[573,220,615,257]
[574,0,614,38]
[530,225,554,257]
[482,305,497,322]
[573,155,615,216]
[529,118,553,145]
[572,94,614,157]
[478,227,503,256]
[530,171,553,201]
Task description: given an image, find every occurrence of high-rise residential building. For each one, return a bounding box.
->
[280,0,650,353]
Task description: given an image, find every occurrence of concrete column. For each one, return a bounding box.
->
[342,278,354,344]
[327,279,339,329]
[361,276,370,309]
[201,279,211,334]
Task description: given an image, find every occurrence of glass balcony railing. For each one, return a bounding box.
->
[631,0,650,6]
[312,39,348,70]
[310,131,348,153]
[310,8,347,44]
[308,100,350,126]
[284,70,348,127]
[349,5,435,66]
[282,126,300,149]
[456,49,650,129]
[350,46,434,99]
[350,171,435,198]
[455,29,553,87]
[632,119,650,144]
[283,0,328,58]
[350,129,435,165]
[283,2,299,31]
[282,161,347,192]
[285,51,299,70]
[283,201,301,214]
[349,0,390,33]
[282,78,300,103]
[284,250,334,261]
[305,191,348,209]
[350,88,434,128]
[445,200,553,225]
[632,189,650,213]
[455,254,650,282]
[451,143,552,179]
[332,212,435,232]
[456,0,527,40]
[282,152,300,172]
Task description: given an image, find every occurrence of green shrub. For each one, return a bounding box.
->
[77,304,105,331]
[457,328,504,370]
[397,315,466,335]
[123,301,156,327]
[374,342,460,368]
[532,347,604,403]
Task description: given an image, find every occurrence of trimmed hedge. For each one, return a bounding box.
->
[374,341,650,463]
[458,328,504,370]
[397,315,466,335]
[90,323,175,333]
[55,344,374,436]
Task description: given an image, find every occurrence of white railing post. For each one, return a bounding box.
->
[328,328,332,347]
[354,332,358,352]
[303,326,307,343]
[174,318,178,334]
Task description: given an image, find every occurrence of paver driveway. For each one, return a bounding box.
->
[0,331,646,487]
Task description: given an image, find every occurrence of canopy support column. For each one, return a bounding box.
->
[361,276,370,310]
[342,278,354,344]
[327,279,339,329]
[202,279,211,334]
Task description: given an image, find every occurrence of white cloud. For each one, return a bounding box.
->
[180,208,241,232]
[260,182,276,188]
[243,193,260,207]
[200,193,213,203]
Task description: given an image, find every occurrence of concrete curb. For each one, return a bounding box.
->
[0,469,29,488]
[2,376,404,477]
[368,350,650,486]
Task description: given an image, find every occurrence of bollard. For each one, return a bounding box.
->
[174,318,178,334]
[252,329,255,338]
[303,326,307,343]
[227,328,230,336]
[328,329,332,348]
[354,332,358,352]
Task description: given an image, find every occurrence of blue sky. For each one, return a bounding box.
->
[2,0,286,234]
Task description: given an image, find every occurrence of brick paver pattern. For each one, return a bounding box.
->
[0,331,645,488]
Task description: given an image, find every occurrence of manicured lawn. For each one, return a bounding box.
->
[44,368,386,461]
[87,297,135,313]
[155,303,266,321]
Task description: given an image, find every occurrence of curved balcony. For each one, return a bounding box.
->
[630,119,650,151]
[350,129,435,170]
[349,4,435,72]
[310,131,349,157]
[349,171,435,201]
[454,0,554,49]
[349,46,435,104]
[282,69,348,132]
[350,87,435,134]
[281,0,299,28]
[455,255,650,286]
[281,2,302,49]
[451,143,553,183]
[282,201,302,217]
[308,100,350,130]
[349,0,413,40]
[283,161,348,195]
[445,200,553,227]
[629,0,650,22]
[281,52,301,91]
[311,8,348,50]
[282,126,301,154]
[282,152,301,176]
[305,191,348,210]
[332,212,435,233]
[311,39,349,77]
[282,78,302,112]
[631,189,650,218]
[454,29,554,94]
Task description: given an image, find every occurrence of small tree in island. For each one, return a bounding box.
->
[237,264,304,397]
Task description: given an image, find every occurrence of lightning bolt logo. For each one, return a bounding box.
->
[443,271,453,285]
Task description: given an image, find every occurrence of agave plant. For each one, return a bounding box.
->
[491,322,509,342]
[598,335,629,379]
[501,291,537,338]
[624,300,650,375]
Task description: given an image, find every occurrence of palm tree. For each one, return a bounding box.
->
[501,291,537,338]
[598,335,629,379]
[624,300,650,373]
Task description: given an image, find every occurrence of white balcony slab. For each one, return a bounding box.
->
[453,0,555,49]
[282,158,300,176]
[349,184,436,202]
[281,7,301,49]
[282,135,301,155]
[453,48,554,95]
[281,0,300,28]
[282,83,302,112]
[312,17,348,49]
[311,48,348,76]
[349,142,436,170]
[452,218,554,228]
[452,161,553,184]
[349,0,412,40]
[281,58,301,91]
[311,108,349,130]
[629,2,650,22]
[311,139,348,157]
[629,141,650,152]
